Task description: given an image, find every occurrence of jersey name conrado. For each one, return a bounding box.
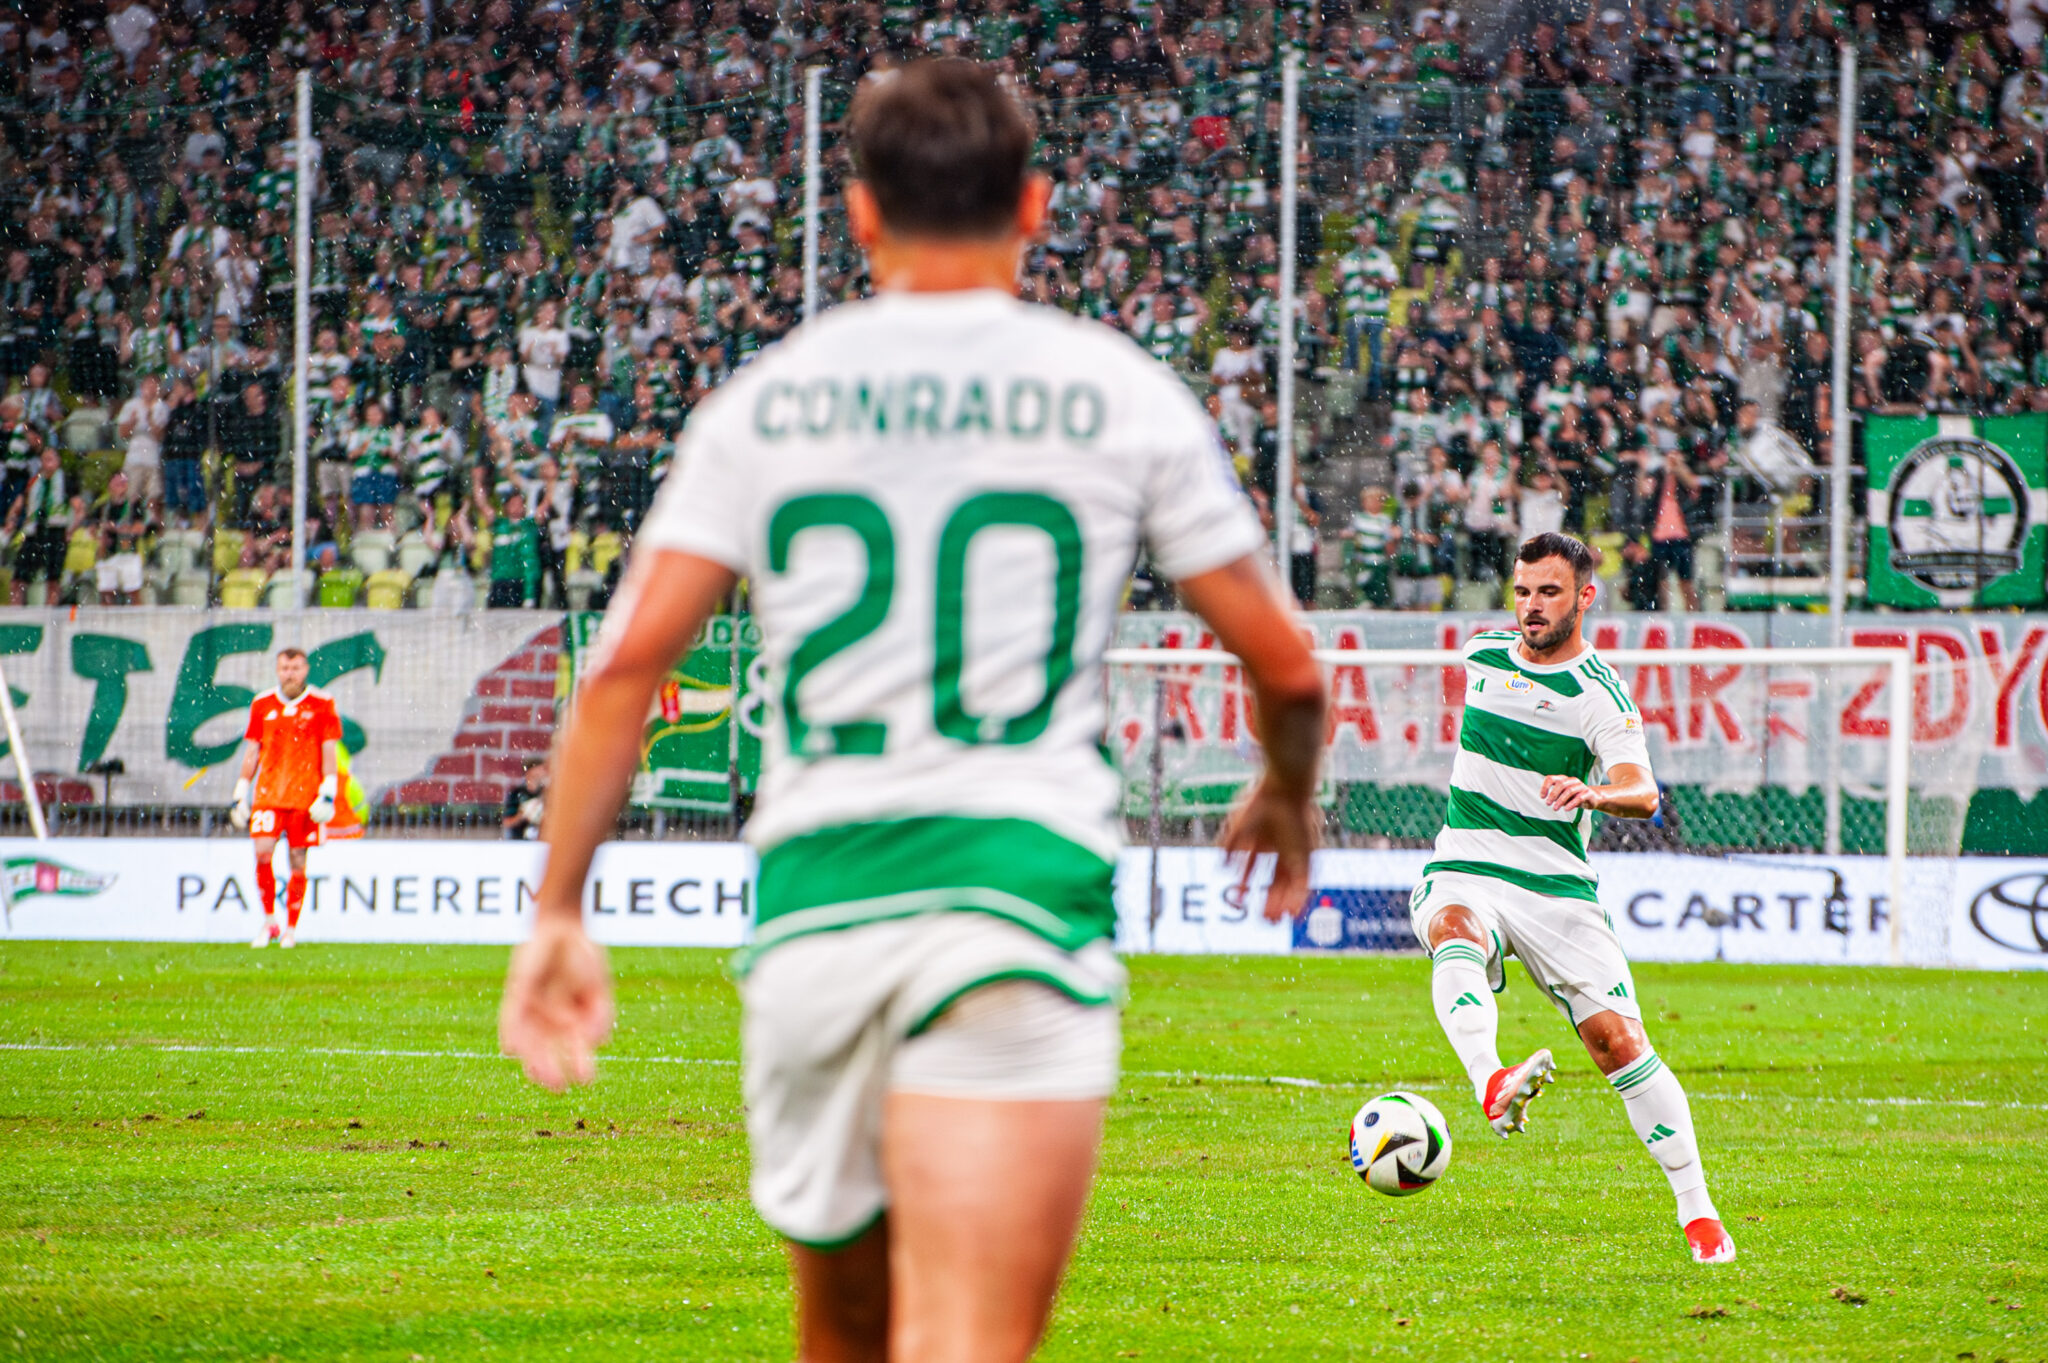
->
[1425,631,1651,902]
[632,289,1264,959]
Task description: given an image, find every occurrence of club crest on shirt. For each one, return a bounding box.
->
[1535,698,1557,712]
[1504,673,1533,693]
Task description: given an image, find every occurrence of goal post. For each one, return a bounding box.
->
[1103,645,1921,963]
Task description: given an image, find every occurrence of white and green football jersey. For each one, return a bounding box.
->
[634,288,1264,956]
[1425,630,1652,903]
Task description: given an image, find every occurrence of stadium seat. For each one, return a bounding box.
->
[565,569,606,611]
[167,570,212,607]
[394,533,436,579]
[420,568,474,611]
[211,531,246,578]
[154,529,205,575]
[364,569,411,610]
[590,531,624,578]
[218,568,269,609]
[317,568,365,608]
[351,530,396,575]
[64,529,97,577]
[262,574,304,610]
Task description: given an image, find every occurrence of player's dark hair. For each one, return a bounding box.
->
[848,58,1034,240]
[1517,531,1598,586]
[276,647,308,662]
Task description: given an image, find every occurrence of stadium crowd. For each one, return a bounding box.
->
[0,0,2043,610]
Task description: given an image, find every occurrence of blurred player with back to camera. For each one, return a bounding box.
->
[497,58,1328,1363]
[232,648,342,949]
[1409,531,1735,1264]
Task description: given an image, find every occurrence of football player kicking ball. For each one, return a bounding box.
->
[498,59,1327,1363]
[231,648,342,949]
[1411,531,1735,1265]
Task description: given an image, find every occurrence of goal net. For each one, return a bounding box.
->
[1104,637,1988,962]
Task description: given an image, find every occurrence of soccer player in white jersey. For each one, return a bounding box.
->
[1409,531,1736,1266]
[498,60,1327,1361]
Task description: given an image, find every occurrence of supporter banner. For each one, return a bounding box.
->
[1864,414,2048,610]
[1113,611,2048,804]
[0,610,564,809]
[4,837,2041,971]
[564,613,761,812]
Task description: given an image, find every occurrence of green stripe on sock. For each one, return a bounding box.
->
[1432,942,1486,968]
[1609,1052,1664,1093]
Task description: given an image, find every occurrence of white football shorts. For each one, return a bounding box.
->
[738,911,1124,1250]
[1408,868,1642,1028]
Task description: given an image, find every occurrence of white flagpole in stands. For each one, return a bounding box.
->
[1273,54,1300,585]
[0,660,49,846]
[291,70,313,607]
[1824,42,1856,854]
[802,66,823,324]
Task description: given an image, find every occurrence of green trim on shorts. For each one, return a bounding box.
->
[735,817,1117,975]
[776,1206,885,1253]
[1420,858,1600,903]
[902,966,1120,1040]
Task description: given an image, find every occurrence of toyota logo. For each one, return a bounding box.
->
[1969,874,2048,955]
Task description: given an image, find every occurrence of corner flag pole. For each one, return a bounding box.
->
[802,66,823,324]
[1274,54,1300,585]
[1824,41,1856,854]
[291,69,313,608]
[0,657,49,843]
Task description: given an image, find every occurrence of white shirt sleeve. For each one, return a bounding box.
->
[1586,688,1653,778]
[632,393,753,576]
[1136,369,1266,581]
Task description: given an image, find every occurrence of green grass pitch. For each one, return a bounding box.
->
[2,942,2043,1361]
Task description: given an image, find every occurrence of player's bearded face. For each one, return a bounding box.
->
[1517,590,1579,653]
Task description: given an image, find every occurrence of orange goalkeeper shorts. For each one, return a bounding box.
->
[249,807,322,849]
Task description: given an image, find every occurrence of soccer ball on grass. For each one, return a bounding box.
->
[1348,1091,1452,1196]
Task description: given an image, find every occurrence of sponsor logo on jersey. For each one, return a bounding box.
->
[1504,673,1533,693]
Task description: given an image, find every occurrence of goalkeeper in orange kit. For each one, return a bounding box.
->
[230,648,341,949]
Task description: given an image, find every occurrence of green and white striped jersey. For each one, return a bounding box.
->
[633,289,1264,957]
[1425,630,1651,902]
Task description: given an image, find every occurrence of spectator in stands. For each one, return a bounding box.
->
[220,383,279,529]
[0,0,2035,614]
[5,446,73,606]
[503,759,549,841]
[159,381,211,530]
[92,472,149,606]
[116,375,168,515]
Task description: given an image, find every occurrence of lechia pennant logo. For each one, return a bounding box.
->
[1888,435,2030,603]
[2,856,117,925]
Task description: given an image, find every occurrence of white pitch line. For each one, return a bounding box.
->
[5,1044,2044,1113]
[0,1041,737,1067]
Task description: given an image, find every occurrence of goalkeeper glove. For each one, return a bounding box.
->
[229,777,252,830]
[308,775,338,825]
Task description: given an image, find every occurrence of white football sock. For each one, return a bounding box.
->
[1609,1050,1718,1226]
[1430,940,1501,1103]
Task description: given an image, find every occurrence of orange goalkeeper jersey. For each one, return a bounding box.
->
[245,686,341,811]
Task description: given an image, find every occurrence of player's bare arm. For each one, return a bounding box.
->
[498,547,736,1092]
[1539,763,1657,819]
[1178,555,1326,922]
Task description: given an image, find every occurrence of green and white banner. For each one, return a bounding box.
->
[1865,414,2047,609]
